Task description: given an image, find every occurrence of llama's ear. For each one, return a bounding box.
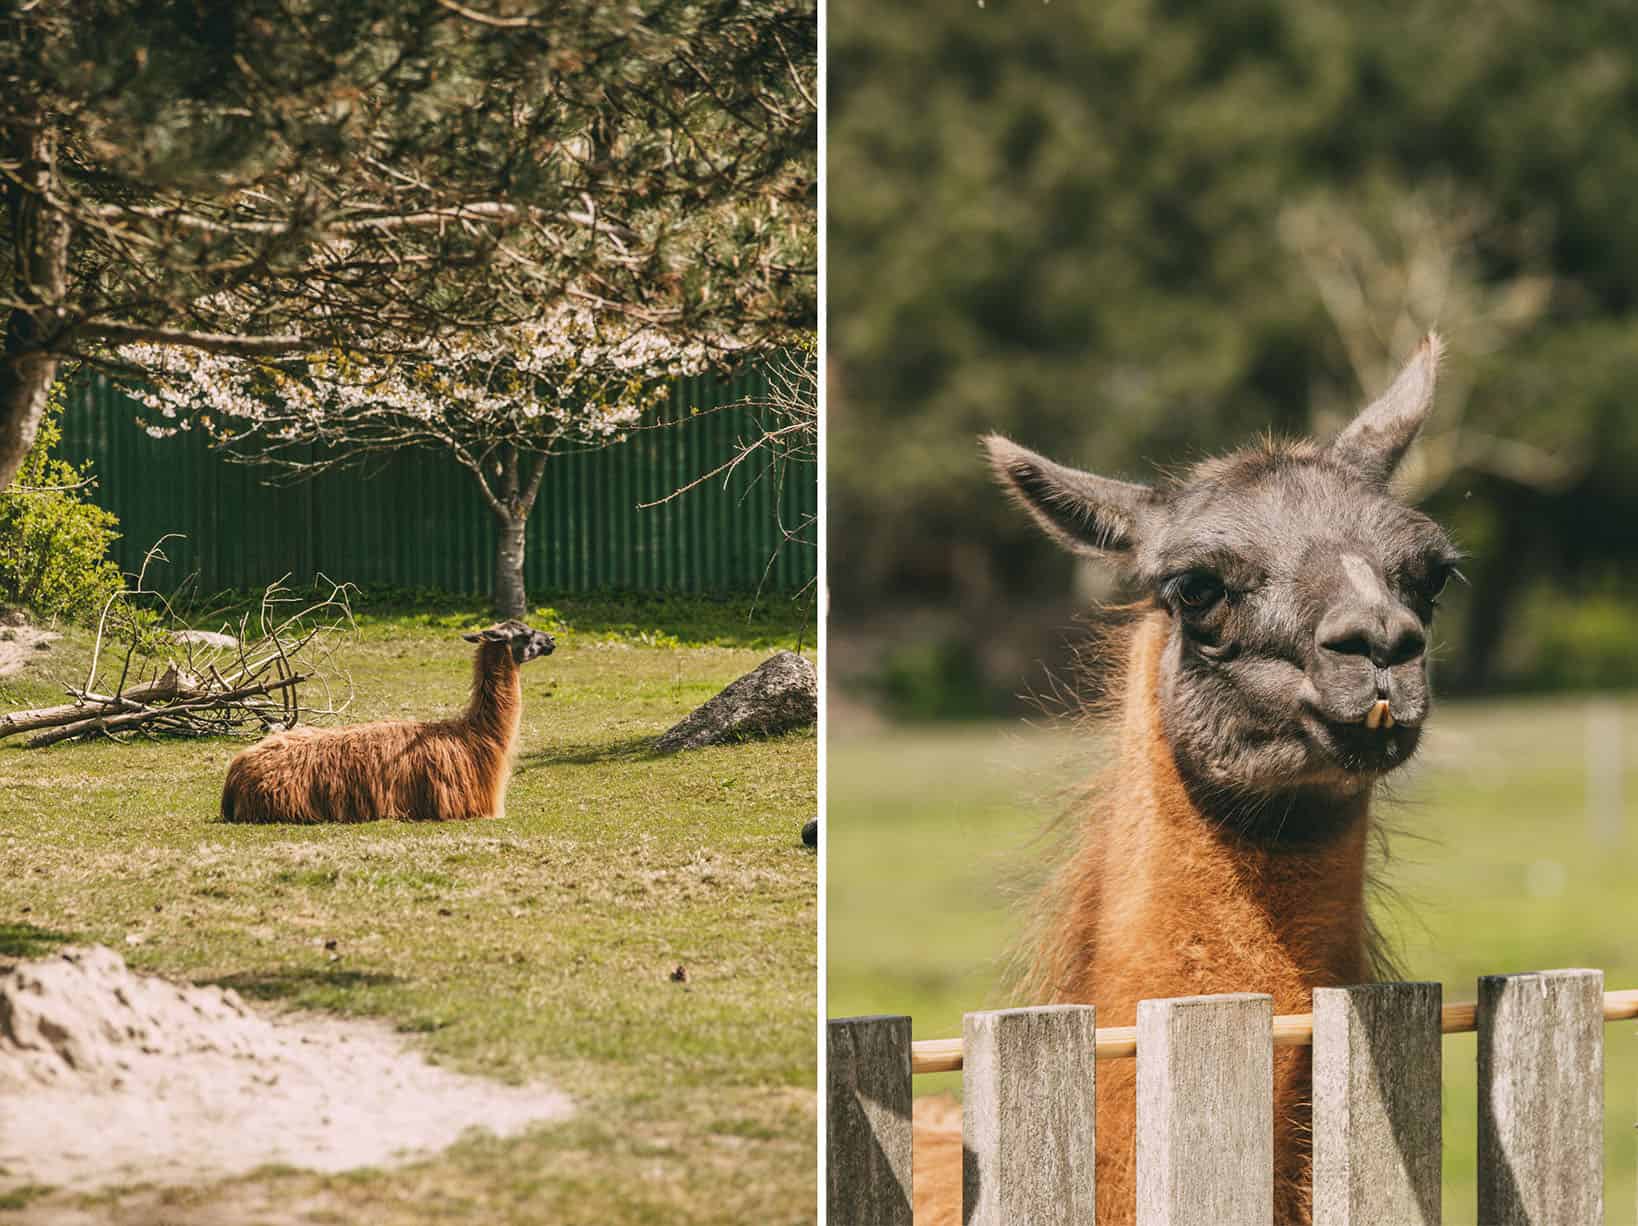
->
[984,434,1152,556]
[1329,333,1442,484]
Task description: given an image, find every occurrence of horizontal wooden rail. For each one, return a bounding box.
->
[908,987,1638,1074]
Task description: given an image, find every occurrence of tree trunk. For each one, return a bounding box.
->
[1,118,70,495]
[472,445,547,621]
[493,510,529,619]
[0,349,59,493]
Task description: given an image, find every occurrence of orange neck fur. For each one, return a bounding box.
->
[1035,609,1372,1018]
[465,641,523,756]
[1025,610,1371,1225]
[916,613,1369,1226]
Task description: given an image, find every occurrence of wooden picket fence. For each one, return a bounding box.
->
[829,971,1638,1225]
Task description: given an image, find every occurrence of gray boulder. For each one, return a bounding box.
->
[654,650,817,753]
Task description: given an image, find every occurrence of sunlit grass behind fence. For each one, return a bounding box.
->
[828,698,1638,1223]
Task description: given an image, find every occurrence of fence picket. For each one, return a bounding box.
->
[1312,982,1442,1224]
[1476,969,1604,1225]
[962,1005,1097,1225]
[828,1015,914,1225]
[1136,993,1273,1226]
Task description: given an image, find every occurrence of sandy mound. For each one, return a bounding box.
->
[0,609,58,680]
[0,946,572,1192]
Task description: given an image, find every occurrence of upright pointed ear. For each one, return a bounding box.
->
[1329,333,1442,484]
[984,434,1153,556]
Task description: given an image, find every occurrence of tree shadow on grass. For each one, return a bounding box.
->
[515,734,661,771]
[205,966,403,1004]
[0,920,77,959]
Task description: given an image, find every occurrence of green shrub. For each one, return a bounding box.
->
[0,381,122,620]
[1505,582,1638,692]
[875,638,1001,721]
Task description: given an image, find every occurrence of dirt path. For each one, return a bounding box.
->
[0,947,573,1203]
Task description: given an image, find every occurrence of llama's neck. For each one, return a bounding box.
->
[1042,612,1373,1020]
[465,641,523,754]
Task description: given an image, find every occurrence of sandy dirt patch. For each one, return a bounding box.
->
[0,610,59,681]
[0,946,573,1195]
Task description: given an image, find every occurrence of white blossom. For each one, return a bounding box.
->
[119,303,729,477]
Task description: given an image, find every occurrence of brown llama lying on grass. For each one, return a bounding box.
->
[221,620,554,824]
[914,335,1458,1226]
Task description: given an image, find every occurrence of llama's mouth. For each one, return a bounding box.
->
[1307,710,1420,774]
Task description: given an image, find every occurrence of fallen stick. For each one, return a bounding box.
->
[0,667,198,738]
[25,673,306,747]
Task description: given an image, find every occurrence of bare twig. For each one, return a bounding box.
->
[640,344,816,607]
[3,475,95,494]
[432,0,542,29]
[76,321,306,356]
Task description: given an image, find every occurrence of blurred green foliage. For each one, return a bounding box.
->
[1509,584,1638,692]
[877,640,997,722]
[830,0,1638,702]
[0,382,121,621]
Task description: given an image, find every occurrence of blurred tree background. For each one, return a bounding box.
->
[829,0,1638,718]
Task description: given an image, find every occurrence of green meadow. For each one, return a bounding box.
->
[2,595,817,1225]
[829,699,1638,1223]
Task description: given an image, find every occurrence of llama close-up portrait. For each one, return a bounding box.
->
[916,336,1459,1226]
[827,2,1638,1222]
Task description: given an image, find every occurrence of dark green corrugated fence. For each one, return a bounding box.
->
[59,371,816,596]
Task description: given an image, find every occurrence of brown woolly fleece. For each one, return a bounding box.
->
[913,611,1374,1226]
[221,638,524,824]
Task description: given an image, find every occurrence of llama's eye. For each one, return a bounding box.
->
[1426,561,1464,604]
[1169,571,1225,612]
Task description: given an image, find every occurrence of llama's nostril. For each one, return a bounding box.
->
[1318,609,1426,669]
[1380,624,1426,668]
[1321,632,1373,660]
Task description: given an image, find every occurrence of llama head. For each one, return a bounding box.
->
[464,620,556,664]
[986,333,1461,811]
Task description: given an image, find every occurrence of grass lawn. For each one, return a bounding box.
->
[828,698,1638,1223]
[1,592,817,1225]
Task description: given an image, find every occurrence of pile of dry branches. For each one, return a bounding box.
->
[0,546,354,749]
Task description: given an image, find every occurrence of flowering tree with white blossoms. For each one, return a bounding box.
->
[1,0,815,496]
[124,305,723,617]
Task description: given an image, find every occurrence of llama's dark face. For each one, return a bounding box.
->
[1138,447,1457,801]
[464,620,556,664]
[987,334,1460,809]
